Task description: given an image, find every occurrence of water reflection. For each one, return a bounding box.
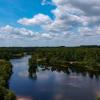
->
[28,64,37,80]
[10,56,100,100]
[17,96,32,100]
[28,64,100,80]
[18,71,28,78]
[70,65,100,79]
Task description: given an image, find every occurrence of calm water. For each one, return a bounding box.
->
[9,56,100,100]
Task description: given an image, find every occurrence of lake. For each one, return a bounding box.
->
[9,56,100,100]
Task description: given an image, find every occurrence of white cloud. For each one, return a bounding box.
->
[0,25,33,36]
[78,26,100,37]
[15,0,100,46]
[0,25,62,40]
[0,25,71,40]
[18,0,100,35]
[95,28,100,34]
[18,13,52,26]
[0,25,37,39]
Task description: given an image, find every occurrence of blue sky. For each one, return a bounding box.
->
[0,0,55,26]
[0,0,100,46]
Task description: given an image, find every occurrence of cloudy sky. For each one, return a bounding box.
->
[0,0,100,47]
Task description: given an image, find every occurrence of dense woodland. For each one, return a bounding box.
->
[29,46,100,76]
[0,60,16,100]
[0,46,100,99]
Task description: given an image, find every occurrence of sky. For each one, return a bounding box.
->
[0,0,100,47]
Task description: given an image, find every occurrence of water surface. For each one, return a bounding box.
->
[9,56,100,100]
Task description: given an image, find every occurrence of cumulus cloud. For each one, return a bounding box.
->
[0,25,38,39]
[0,0,100,46]
[0,0,95,46]
[0,25,70,40]
[0,25,34,36]
[69,0,100,16]
[18,0,100,37]
[52,0,100,27]
[18,13,52,26]
[17,0,100,38]
[78,26,100,37]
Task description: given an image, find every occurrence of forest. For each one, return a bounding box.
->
[29,46,100,76]
[0,47,36,59]
[0,60,16,100]
[0,46,100,100]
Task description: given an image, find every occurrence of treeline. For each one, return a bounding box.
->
[0,47,36,59]
[29,46,100,73]
[0,60,16,100]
